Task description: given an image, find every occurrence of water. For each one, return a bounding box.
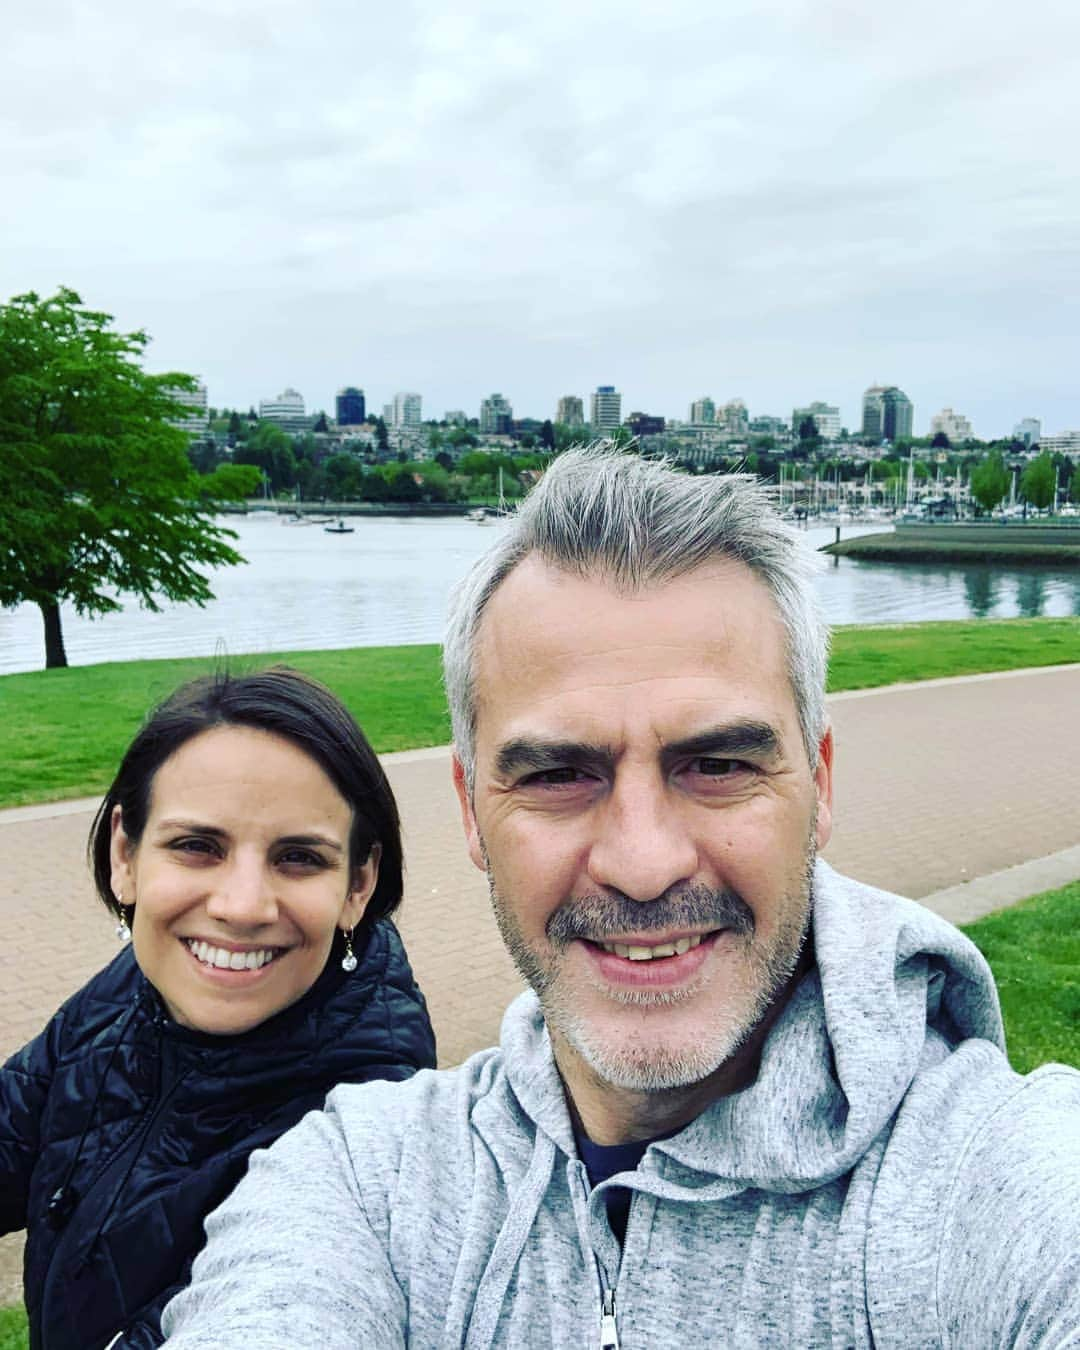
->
[2,517,1078,674]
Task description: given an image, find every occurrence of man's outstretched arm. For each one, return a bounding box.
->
[161,1100,407,1348]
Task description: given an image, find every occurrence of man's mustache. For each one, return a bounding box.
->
[546,885,755,946]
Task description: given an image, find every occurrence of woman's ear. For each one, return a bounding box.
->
[109,805,135,906]
[341,842,382,931]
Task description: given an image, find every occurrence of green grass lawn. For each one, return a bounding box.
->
[1,617,1076,808]
[0,879,1073,1342]
[0,1306,26,1350]
[961,880,1080,1074]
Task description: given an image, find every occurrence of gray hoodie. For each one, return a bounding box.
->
[162,862,1080,1347]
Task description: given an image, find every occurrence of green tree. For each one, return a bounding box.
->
[1019,452,1056,512]
[0,288,259,668]
[969,450,1010,514]
[313,411,329,433]
[931,430,951,449]
[540,419,555,450]
[374,416,389,454]
[324,453,365,500]
[234,422,296,494]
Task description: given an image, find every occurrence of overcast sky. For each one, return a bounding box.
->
[3,0,1077,437]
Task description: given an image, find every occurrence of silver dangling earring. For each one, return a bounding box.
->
[341,927,358,973]
[115,896,132,944]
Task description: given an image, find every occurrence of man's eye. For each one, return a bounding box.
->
[692,757,747,777]
[522,767,589,786]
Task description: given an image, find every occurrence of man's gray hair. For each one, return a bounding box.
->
[443,445,829,787]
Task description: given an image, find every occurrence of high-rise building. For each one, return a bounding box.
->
[392,392,422,428]
[259,387,304,421]
[480,393,514,435]
[862,385,912,441]
[792,401,841,441]
[1039,429,1080,455]
[880,387,913,442]
[861,386,886,440]
[590,385,622,435]
[718,399,749,437]
[166,379,209,439]
[335,386,366,426]
[556,395,584,426]
[689,397,715,425]
[930,408,974,442]
[259,387,309,432]
[626,412,665,437]
[1013,417,1041,447]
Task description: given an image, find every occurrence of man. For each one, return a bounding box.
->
[164,447,1079,1347]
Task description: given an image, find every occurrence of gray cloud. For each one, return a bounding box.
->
[1,0,1077,434]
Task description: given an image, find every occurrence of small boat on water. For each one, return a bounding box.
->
[324,519,354,534]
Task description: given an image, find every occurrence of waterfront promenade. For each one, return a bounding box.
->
[1,664,1079,1305]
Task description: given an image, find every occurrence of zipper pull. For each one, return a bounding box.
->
[599,1288,619,1350]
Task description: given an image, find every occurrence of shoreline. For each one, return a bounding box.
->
[823,530,1080,566]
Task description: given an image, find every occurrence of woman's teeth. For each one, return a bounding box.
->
[186,940,279,971]
[597,934,704,961]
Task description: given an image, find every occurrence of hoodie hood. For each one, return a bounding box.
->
[501,859,1005,1198]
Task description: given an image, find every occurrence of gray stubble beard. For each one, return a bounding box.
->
[484,827,817,1093]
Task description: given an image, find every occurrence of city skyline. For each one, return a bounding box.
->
[210,377,1059,445]
[4,2,1078,440]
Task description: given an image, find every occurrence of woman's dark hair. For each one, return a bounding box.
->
[88,667,403,938]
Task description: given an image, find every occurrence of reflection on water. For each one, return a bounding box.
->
[1016,572,1047,619]
[963,571,999,619]
[2,518,1078,673]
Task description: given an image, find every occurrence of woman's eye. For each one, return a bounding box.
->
[277,849,327,869]
[170,836,218,856]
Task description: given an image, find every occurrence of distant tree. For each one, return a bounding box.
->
[435,450,454,472]
[187,439,225,474]
[375,417,389,453]
[540,419,555,450]
[798,416,818,442]
[931,430,951,449]
[969,450,1010,514]
[1019,451,1056,512]
[234,422,296,494]
[0,287,259,668]
[313,411,329,434]
[228,411,243,437]
[1071,467,1080,504]
[359,470,390,502]
[324,453,364,500]
[385,466,421,501]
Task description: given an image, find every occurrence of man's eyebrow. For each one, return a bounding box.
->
[665,721,782,760]
[494,739,614,778]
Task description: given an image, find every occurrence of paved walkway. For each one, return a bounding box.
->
[2,664,1079,1304]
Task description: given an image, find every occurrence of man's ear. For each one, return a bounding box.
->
[341,842,381,931]
[451,753,486,873]
[109,805,135,904]
[814,726,834,850]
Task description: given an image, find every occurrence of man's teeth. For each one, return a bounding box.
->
[186,940,279,971]
[597,934,704,961]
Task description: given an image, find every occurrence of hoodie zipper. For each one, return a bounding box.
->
[599,1286,620,1349]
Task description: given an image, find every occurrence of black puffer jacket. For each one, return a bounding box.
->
[1,920,436,1350]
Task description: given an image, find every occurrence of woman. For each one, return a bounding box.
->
[0,668,437,1350]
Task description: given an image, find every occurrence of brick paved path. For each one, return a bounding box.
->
[1,665,1078,1304]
